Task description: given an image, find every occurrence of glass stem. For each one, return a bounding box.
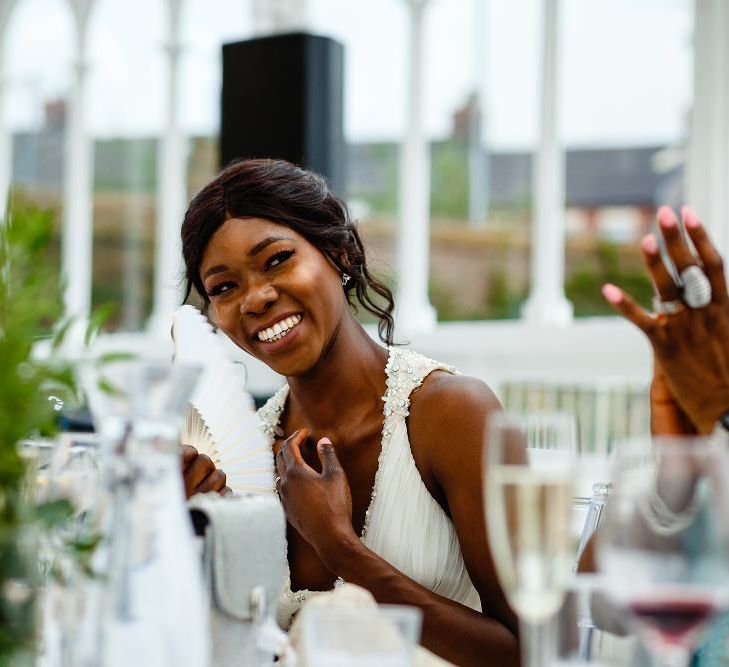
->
[658,646,691,667]
[520,619,555,667]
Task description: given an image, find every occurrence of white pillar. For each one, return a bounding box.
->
[521,0,572,326]
[396,0,436,338]
[62,0,95,335]
[251,0,309,35]
[0,0,16,220]
[686,0,729,260]
[469,0,489,226]
[148,0,186,338]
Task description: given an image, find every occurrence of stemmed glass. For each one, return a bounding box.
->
[484,411,578,667]
[596,436,729,667]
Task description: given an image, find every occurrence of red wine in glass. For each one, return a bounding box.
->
[628,592,722,650]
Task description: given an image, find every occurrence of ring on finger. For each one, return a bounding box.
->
[652,296,685,315]
[680,265,712,309]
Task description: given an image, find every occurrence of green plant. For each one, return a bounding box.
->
[0,206,80,662]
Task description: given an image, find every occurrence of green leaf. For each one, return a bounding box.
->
[51,316,75,351]
[97,376,125,397]
[34,499,74,528]
[96,351,137,366]
[84,303,117,347]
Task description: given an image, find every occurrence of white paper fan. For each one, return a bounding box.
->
[173,305,274,494]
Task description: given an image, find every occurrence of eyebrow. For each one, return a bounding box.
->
[249,235,294,257]
[202,236,294,281]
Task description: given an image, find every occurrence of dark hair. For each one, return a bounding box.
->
[181,158,396,346]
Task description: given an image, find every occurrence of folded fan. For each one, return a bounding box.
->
[173,305,274,494]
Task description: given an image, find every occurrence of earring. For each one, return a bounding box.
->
[341,273,351,287]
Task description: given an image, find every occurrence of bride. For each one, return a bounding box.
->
[179,158,519,666]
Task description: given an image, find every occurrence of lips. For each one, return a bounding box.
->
[256,313,302,343]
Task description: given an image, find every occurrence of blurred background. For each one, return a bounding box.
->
[5,0,722,425]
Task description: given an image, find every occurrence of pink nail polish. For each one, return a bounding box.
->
[641,235,659,254]
[602,284,622,304]
[658,206,677,228]
[682,206,701,229]
[318,437,332,445]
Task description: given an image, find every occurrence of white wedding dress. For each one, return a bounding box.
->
[258,346,482,629]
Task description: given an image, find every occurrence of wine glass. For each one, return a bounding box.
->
[302,604,422,666]
[484,411,578,667]
[596,436,729,667]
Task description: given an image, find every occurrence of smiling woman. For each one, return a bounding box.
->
[179,159,520,667]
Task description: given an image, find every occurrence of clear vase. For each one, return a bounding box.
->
[84,360,210,667]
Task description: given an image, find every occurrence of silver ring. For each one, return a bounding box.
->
[652,296,685,315]
[274,476,281,486]
[680,265,712,308]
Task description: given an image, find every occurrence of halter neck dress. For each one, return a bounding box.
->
[257,346,482,629]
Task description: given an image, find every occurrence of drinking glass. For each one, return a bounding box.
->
[485,411,578,667]
[302,604,422,666]
[595,436,729,667]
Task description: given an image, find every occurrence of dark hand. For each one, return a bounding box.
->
[603,206,729,433]
[181,444,231,499]
[649,355,699,436]
[275,429,356,563]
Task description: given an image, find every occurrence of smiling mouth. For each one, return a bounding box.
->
[257,314,302,343]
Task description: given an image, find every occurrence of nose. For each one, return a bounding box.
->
[241,279,278,316]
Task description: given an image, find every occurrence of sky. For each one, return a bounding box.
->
[3,0,693,150]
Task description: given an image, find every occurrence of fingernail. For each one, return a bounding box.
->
[641,234,659,254]
[658,206,677,228]
[602,283,622,304]
[682,206,700,229]
[318,437,332,446]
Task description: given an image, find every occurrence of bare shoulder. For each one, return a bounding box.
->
[408,370,502,467]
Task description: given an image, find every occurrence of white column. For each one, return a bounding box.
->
[686,0,729,260]
[396,0,436,338]
[0,0,16,219]
[251,0,309,35]
[62,0,95,335]
[521,0,572,326]
[148,0,186,338]
[469,0,489,226]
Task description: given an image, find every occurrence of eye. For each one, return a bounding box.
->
[266,249,295,270]
[206,281,235,298]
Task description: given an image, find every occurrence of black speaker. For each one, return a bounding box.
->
[221,32,345,194]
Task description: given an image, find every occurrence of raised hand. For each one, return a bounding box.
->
[602,206,729,433]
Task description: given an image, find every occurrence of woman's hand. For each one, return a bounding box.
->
[650,355,699,436]
[181,444,231,499]
[275,429,357,563]
[603,206,729,433]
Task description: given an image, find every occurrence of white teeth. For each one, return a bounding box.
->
[257,314,302,342]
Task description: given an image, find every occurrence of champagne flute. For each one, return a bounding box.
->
[485,411,578,667]
[596,436,729,667]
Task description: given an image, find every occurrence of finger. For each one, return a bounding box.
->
[682,206,728,304]
[657,205,697,274]
[197,468,227,494]
[181,444,198,469]
[602,283,655,335]
[317,437,343,477]
[280,428,308,468]
[641,234,681,300]
[184,454,216,497]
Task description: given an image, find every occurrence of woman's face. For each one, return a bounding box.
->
[199,217,347,376]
